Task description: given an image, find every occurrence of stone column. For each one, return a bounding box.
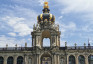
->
[34,54,40,64]
[4,55,7,64]
[67,55,69,64]
[38,55,40,64]
[24,55,28,64]
[75,55,78,64]
[37,54,39,64]
[57,55,60,64]
[52,55,54,64]
[85,55,88,64]
[56,55,58,64]
[52,54,57,64]
[54,55,57,64]
[14,55,17,64]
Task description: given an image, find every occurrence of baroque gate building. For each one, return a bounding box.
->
[0,1,93,64]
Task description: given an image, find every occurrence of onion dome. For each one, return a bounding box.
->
[37,2,55,24]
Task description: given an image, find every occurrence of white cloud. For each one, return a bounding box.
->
[55,0,93,40]
[11,0,47,6]
[38,0,49,6]
[0,3,39,37]
[0,5,38,25]
[56,20,77,38]
[0,35,26,47]
[58,16,63,20]
[56,0,93,14]
[8,32,16,37]
[38,0,44,6]
[60,22,76,33]
[2,16,32,36]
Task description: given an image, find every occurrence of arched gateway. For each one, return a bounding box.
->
[31,1,60,64]
[41,53,52,64]
[31,1,60,49]
[0,1,93,64]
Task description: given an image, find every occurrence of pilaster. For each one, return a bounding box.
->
[24,55,28,64]
[54,55,57,64]
[58,55,60,64]
[67,55,69,64]
[85,55,88,64]
[75,55,78,64]
[4,55,7,64]
[13,55,17,64]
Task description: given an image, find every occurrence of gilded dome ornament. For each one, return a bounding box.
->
[37,1,55,25]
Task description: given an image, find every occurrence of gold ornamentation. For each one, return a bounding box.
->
[40,14,43,20]
[53,16,55,22]
[49,14,52,20]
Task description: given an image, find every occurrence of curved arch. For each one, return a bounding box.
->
[69,55,75,64]
[41,52,52,64]
[0,56,4,64]
[42,30,51,39]
[40,52,52,58]
[7,56,13,64]
[78,55,85,64]
[41,30,51,47]
[17,56,23,64]
[88,55,93,64]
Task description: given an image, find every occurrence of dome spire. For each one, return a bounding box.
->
[37,1,55,25]
[44,1,49,9]
[43,1,50,13]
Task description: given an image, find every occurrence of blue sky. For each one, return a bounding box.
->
[0,0,93,47]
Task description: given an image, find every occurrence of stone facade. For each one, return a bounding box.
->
[0,47,93,64]
[0,1,93,64]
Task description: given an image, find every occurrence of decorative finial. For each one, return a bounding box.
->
[44,1,49,8]
[84,43,86,46]
[25,42,27,47]
[15,44,17,48]
[88,38,90,46]
[65,42,67,47]
[74,43,77,47]
[42,0,50,13]
[6,44,8,48]
[74,43,77,49]
[33,24,36,31]
[84,43,86,49]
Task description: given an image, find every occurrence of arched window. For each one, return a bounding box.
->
[0,57,4,64]
[88,55,93,64]
[7,57,13,64]
[69,55,75,64]
[78,55,85,64]
[17,56,23,64]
